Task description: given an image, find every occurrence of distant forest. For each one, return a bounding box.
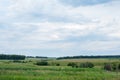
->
[0,54,120,60]
[57,55,120,60]
[26,56,48,58]
[0,54,25,60]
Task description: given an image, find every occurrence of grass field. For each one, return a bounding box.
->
[0,58,120,80]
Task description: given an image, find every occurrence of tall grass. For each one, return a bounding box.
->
[0,59,119,80]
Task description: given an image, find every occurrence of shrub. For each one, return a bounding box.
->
[67,62,78,68]
[104,63,112,71]
[104,63,120,71]
[13,60,21,63]
[112,63,118,71]
[12,60,27,63]
[118,64,120,70]
[80,62,94,68]
[35,61,48,66]
[50,62,60,66]
[56,63,60,66]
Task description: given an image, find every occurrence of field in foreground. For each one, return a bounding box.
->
[0,58,120,80]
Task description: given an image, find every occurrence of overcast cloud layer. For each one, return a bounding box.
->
[0,0,120,57]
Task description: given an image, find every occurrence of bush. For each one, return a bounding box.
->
[104,63,112,71]
[103,63,120,71]
[56,63,60,66]
[35,61,48,66]
[67,62,78,68]
[112,63,118,71]
[118,64,120,70]
[50,62,60,66]
[80,62,94,68]
[13,60,21,63]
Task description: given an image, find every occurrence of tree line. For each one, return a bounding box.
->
[0,54,25,60]
[26,56,48,59]
[57,55,120,60]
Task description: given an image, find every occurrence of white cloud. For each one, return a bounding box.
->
[79,41,120,51]
[0,0,120,56]
[12,22,98,41]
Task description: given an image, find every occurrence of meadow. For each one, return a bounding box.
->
[0,58,120,80]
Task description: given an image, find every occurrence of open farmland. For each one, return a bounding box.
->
[0,58,120,80]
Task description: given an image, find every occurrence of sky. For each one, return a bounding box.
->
[0,0,120,57]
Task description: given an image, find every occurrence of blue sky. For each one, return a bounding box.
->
[0,0,120,57]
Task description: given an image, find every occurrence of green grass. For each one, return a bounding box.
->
[0,58,119,80]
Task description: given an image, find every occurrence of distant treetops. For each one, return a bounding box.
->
[57,55,120,59]
[0,54,25,60]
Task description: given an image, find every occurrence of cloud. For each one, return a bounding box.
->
[0,0,120,56]
[79,41,120,51]
[59,0,113,7]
